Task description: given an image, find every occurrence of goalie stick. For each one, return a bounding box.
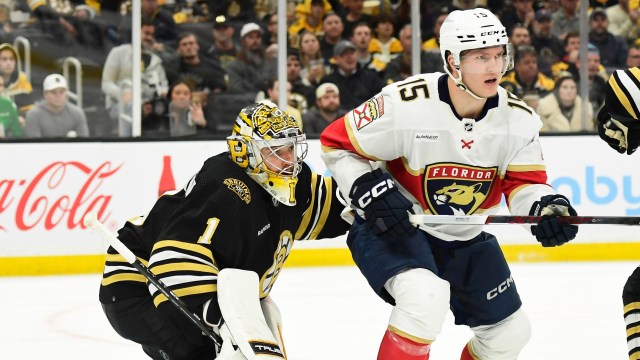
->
[408,214,640,226]
[83,212,223,348]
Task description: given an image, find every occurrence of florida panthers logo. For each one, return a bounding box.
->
[425,163,497,215]
[433,183,485,214]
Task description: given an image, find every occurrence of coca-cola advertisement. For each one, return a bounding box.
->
[0,141,224,258]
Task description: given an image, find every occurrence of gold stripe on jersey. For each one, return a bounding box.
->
[506,184,531,205]
[151,262,218,275]
[101,273,146,286]
[153,240,215,264]
[295,172,319,239]
[609,73,637,119]
[625,302,640,313]
[627,324,640,337]
[505,164,546,172]
[308,177,333,240]
[153,284,217,307]
[105,253,149,267]
[343,115,383,161]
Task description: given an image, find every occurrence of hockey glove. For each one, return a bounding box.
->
[597,113,640,155]
[529,194,578,247]
[349,169,416,241]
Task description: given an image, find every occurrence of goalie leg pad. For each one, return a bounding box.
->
[260,296,286,357]
[218,269,285,359]
[468,308,531,360]
[385,268,450,341]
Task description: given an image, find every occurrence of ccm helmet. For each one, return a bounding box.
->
[227,101,308,206]
[439,8,513,99]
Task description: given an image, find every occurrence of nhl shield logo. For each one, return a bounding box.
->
[424,163,497,215]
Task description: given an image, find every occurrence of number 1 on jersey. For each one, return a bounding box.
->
[197,217,220,245]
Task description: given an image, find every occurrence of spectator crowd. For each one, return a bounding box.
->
[0,0,636,139]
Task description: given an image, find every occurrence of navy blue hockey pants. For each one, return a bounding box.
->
[347,216,522,327]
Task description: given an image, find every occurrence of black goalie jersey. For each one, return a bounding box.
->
[99,152,350,327]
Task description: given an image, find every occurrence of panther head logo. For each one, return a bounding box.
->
[433,182,485,215]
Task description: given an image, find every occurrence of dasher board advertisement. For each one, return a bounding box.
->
[0,137,639,272]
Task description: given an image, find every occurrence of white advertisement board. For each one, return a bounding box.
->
[0,136,638,259]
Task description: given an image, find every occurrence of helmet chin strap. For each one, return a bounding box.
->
[447,65,486,101]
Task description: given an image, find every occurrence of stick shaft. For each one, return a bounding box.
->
[408,214,640,226]
[84,212,222,346]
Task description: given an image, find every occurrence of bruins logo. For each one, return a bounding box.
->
[253,105,299,137]
[424,163,497,215]
[224,178,251,204]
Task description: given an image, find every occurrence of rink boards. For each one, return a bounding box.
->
[1,137,639,276]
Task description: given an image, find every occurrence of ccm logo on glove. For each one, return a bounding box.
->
[355,178,395,208]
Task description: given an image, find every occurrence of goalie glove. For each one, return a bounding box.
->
[349,169,416,241]
[529,194,578,247]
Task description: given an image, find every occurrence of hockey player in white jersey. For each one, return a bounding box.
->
[320,8,578,360]
[596,67,640,360]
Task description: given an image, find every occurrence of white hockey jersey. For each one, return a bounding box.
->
[320,72,558,241]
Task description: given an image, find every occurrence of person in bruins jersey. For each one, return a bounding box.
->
[321,8,578,360]
[99,101,350,360]
[596,67,640,360]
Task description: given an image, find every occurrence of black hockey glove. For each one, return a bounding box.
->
[529,194,578,247]
[349,169,416,241]
[597,112,640,155]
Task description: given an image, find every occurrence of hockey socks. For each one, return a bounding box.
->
[624,266,640,360]
[460,341,478,360]
[377,329,431,360]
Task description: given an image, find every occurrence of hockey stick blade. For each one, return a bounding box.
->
[83,212,223,347]
[408,214,640,226]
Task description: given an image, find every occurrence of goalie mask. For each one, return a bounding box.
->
[439,8,513,100]
[227,101,308,206]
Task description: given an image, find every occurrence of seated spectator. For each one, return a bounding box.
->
[351,22,385,75]
[537,73,593,132]
[531,9,564,77]
[321,40,384,110]
[102,19,169,137]
[141,0,177,47]
[422,11,448,53]
[0,75,21,138]
[227,23,276,97]
[606,0,640,43]
[576,43,608,115]
[627,44,640,68]
[500,0,536,34]
[286,51,314,115]
[302,82,345,135]
[0,43,33,114]
[206,15,237,70]
[500,45,555,99]
[368,14,402,73]
[551,0,580,41]
[167,81,208,137]
[25,74,88,138]
[588,8,628,72]
[298,31,327,87]
[165,32,227,134]
[319,13,345,64]
[288,0,328,49]
[340,0,372,41]
[509,23,531,48]
[384,24,443,85]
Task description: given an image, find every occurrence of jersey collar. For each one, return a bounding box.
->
[438,74,499,122]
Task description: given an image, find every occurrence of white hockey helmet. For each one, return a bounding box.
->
[439,8,513,98]
[227,101,308,206]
